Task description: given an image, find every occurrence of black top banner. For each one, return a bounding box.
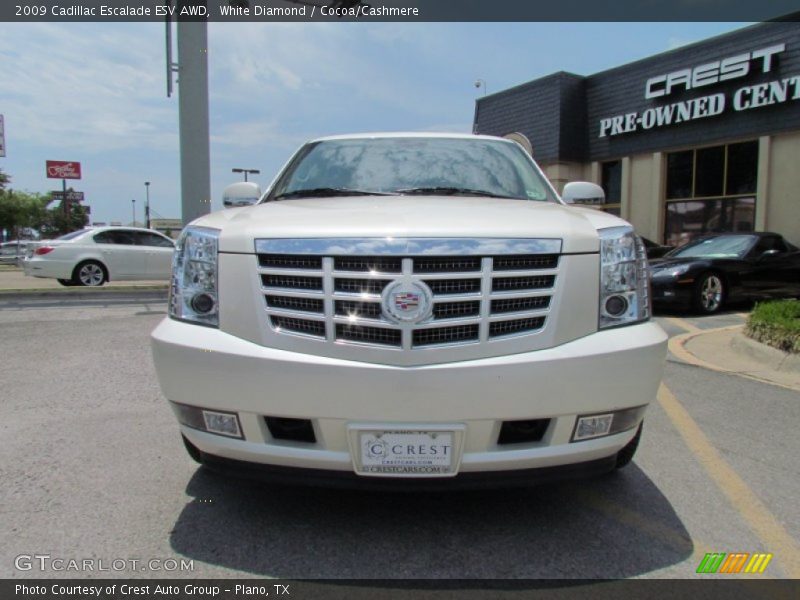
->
[3,0,800,22]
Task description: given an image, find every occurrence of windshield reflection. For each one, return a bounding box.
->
[670,235,756,259]
[268,137,554,202]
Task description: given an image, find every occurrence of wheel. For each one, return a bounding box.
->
[693,272,725,314]
[57,278,76,287]
[182,434,204,464]
[615,423,642,469]
[73,261,107,287]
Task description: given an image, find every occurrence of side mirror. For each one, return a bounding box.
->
[561,181,605,206]
[223,182,262,208]
[759,249,780,259]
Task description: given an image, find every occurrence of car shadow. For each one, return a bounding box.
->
[653,300,754,319]
[169,464,693,579]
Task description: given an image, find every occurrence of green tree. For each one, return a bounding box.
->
[41,201,89,236]
[0,169,10,191]
[0,190,49,239]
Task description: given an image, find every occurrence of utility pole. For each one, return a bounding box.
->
[166,2,211,225]
[145,181,151,229]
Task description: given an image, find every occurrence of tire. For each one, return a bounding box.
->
[615,423,642,469]
[57,278,76,287]
[693,272,725,314]
[72,260,107,287]
[182,434,204,464]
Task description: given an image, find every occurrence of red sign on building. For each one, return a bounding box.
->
[46,160,82,179]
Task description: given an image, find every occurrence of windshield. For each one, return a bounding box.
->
[669,235,756,259]
[57,230,90,241]
[267,137,555,202]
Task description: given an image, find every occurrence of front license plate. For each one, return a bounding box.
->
[355,430,457,476]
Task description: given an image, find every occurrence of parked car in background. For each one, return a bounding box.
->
[0,240,29,266]
[640,237,673,260]
[22,227,175,286]
[650,232,800,314]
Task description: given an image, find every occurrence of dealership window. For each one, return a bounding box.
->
[664,141,758,246]
[600,160,622,216]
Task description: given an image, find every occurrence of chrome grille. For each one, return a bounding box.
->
[493,254,559,271]
[266,295,324,313]
[491,296,551,314]
[425,279,481,295]
[492,275,555,292]
[335,300,383,320]
[489,317,546,338]
[413,324,480,347]
[334,256,402,273]
[271,316,326,337]
[432,301,481,320]
[262,274,322,290]
[260,255,322,270]
[335,278,391,295]
[336,324,402,347]
[256,238,560,350]
[414,257,482,273]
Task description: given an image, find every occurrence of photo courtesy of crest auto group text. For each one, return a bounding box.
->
[1,0,800,596]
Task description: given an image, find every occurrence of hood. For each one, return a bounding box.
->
[192,196,629,254]
[649,255,711,268]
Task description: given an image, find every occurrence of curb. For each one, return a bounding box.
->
[0,288,168,301]
[668,325,800,392]
[731,332,800,373]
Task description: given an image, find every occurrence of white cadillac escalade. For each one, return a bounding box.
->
[151,133,668,489]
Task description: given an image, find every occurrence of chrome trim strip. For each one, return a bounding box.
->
[255,238,562,256]
[322,256,335,342]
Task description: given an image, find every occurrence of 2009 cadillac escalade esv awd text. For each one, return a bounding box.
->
[151,133,668,489]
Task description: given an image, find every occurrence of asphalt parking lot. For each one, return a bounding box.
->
[0,295,798,580]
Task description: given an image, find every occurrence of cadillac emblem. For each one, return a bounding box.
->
[381,279,433,323]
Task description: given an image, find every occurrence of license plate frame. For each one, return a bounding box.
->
[347,424,466,478]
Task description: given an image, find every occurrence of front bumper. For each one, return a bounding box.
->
[651,278,694,308]
[151,318,667,478]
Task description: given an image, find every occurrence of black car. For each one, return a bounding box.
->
[650,232,800,314]
[640,237,674,260]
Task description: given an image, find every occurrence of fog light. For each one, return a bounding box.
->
[190,292,216,314]
[604,295,628,317]
[170,402,243,439]
[573,414,613,441]
[202,410,242,438]
[571,405,648,442]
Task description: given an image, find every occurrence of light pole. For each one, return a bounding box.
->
[474,79,487,96]
[131,199,136,226]
[144,181,151,229]
[232,168,260,182]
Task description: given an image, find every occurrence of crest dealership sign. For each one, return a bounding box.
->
[46,160,82,179]
[598,43,800,138]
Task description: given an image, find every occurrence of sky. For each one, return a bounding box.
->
[0,21,751,225]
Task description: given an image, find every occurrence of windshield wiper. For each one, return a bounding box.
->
[394,186,519,199]
[272,188,392,200]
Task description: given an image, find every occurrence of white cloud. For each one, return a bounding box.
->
[0,23,177,153]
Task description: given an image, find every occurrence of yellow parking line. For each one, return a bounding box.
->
[663,317,702,335]
[658,383,800,578]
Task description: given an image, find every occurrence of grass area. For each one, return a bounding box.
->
[744,299,800,354]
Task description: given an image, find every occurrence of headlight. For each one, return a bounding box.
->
[652,263,691,279]
[169,226,220,327]
[599,226,650,329]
